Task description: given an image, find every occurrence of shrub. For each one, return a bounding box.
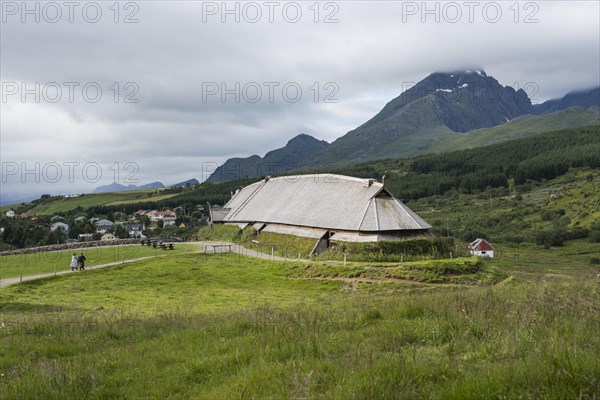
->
[534,229,564,247]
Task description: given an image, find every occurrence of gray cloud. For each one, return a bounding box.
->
[1,1,599,202]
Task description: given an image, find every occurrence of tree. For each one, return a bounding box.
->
[113,224,129,239]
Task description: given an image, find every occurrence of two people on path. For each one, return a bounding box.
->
[69,252,87,271]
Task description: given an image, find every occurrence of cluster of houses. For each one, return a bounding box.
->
[48,218,147,242]
[134,209,177,226]
[2,208,185,243]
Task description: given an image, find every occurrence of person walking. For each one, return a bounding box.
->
[78,252,87,271]
[70,253,78,271]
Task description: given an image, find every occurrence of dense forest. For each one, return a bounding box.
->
[335,125,600,200]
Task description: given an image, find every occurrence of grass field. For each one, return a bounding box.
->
[0,243,200,280]
[23,190,178,215]
[1,239,599,399]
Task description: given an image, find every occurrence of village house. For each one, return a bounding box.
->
[5,210,15,218]
[162,216,177,226]
[101,233,117,241]
[78,233,93,242]
[125,223,145,237]
[211,174,431,243]
[95,219,114,234]
[468,238,494,258]
[150,210,177,222]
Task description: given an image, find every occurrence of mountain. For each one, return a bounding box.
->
[207,70,599,184]
[206,134,329,183]
[93,181,165,193]
[307,70,533,165]
[170,178,200,187]
[534,87,600,115]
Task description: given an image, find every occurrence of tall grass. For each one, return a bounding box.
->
[1,280,598,399]
[1,248,599,399]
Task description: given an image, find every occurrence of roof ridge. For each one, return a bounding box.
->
[268,173,382,186]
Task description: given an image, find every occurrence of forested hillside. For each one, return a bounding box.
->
[334,125,599,200]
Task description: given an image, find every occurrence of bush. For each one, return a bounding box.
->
[534,229,564,247]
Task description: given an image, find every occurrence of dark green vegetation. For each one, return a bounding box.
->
[334,125,600,200]
[1,242,598,399]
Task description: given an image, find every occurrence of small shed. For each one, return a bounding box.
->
[468,238,494,258]
[101,233,117,241]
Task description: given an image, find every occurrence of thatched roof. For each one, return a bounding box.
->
[214,174,431,232]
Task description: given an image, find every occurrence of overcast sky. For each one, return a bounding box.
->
[1,0,599,203]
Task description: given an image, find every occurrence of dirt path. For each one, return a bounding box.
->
[0,241,303,288]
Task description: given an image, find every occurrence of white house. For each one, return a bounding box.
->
[95,219,114,234]
[468,238,494,258]
[5,210,15,218]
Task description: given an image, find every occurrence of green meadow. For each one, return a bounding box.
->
[22,190,178,215]
[1,239,599,399]
[0,243,200,280]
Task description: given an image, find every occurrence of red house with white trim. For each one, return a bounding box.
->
[468,238,494,258]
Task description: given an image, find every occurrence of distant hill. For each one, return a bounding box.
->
[93,178,199,192]
[139,181,166,189]
[170,178,200,187]
[430,107,600,153]
[206,134,329,183]
[93,181,165,193]
[534,87,600,115]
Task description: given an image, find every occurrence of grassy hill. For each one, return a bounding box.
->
[1,245,598,398]
[3,189,179,216]
[430,107,599,153]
